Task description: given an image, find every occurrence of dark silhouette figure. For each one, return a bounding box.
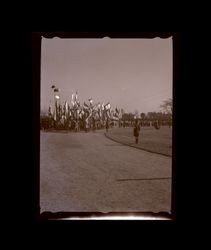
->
[106,119,109,132]
[133,122,140,144]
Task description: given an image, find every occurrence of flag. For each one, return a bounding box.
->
[71,91,79,107]
[76,100,80,108]
[83,102,89,110]
[95,112,99,120]
[65,101,68,115]
[88,98,93,105]
[76,109,80,119]
[93,104,98,111]
[98,108,102,119]
[106,109,111,118]
[58,103,62,120]
[51,85,55,89]
[71,92,75,106]
[113,111,119,120]
[54,100,58,121]
[63,101,68,119]
[112,116,119,121]
[53,110,56,121]
[97,103,101,109]
[48,104,53,117]
[105,102,111,110]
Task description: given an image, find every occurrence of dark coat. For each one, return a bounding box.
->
[133,127,139,137]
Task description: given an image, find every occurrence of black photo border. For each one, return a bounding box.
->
[31,32,179,222]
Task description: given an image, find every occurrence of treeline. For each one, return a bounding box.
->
[121,112,172,128]
[122,112,172,121]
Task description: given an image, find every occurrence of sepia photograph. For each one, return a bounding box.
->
[40,35,173,219]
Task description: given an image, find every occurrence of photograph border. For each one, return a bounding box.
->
[32,32,179,221]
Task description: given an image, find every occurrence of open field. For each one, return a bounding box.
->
[106,126,172,157]
[40,129,171,213]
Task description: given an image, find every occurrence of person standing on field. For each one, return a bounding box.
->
[133,121,140,144]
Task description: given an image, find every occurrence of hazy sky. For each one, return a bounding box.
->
[41,37,172,114]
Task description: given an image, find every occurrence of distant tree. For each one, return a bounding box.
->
[122,113,129,120]
[134,109,139,119]
[129,113,135,121]
[160,99,172,128]
[140,113,146,120]
[160,98,172,114]
[147,112,158,120]
[122,112,135,121]
[157,112,163,120]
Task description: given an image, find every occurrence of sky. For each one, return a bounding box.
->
[41,37,172,114]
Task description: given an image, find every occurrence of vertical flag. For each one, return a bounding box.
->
[54,100,57,121]
[65,101,68,116]
[71,91,74,106]
[88,98,93,105]
[71,91,79,107]
[48,102,53,117]
[101,103,105,110]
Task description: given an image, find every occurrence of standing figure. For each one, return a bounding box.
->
[133,122,140,144]
[106,119,109,132]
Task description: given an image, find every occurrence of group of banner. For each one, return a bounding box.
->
[48,87,122,125]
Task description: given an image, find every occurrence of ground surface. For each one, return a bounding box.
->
[106,126,172,156]
[40,128,172,213]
